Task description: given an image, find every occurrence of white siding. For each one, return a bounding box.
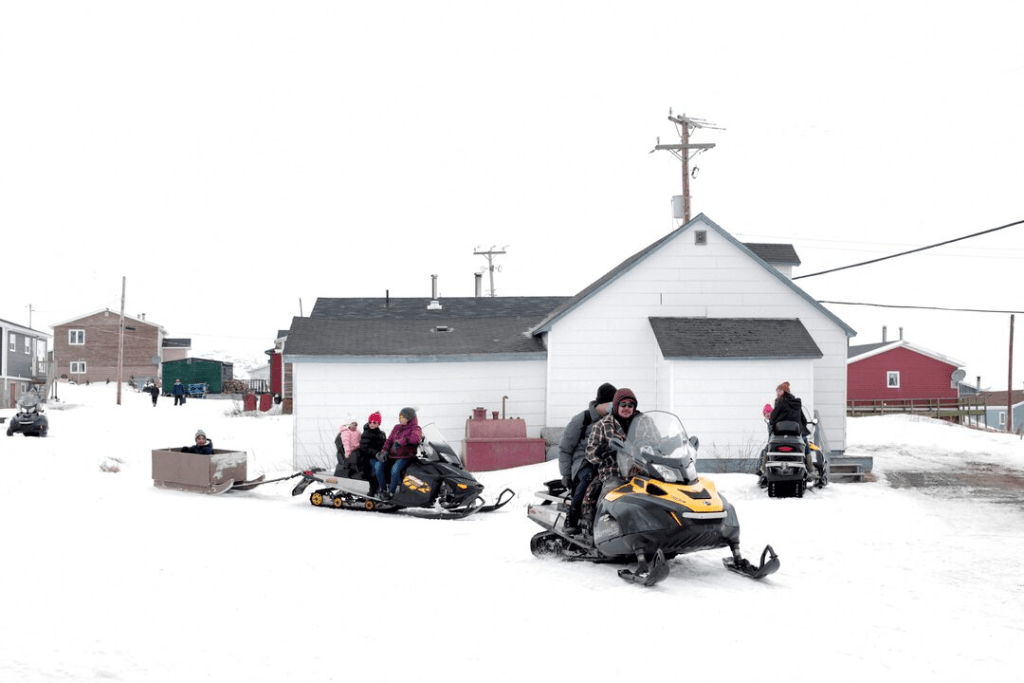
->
[667,358,813,459]
[543,216,849,455]
[291,358,547,469]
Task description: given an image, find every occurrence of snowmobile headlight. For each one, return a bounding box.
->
[652,464,678,483]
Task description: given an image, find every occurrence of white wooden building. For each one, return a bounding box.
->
[284,214,855,469]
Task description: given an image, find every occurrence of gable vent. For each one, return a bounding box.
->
[694,230,707,245]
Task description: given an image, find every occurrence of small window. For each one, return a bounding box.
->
[887,371,900,388]
[24,338,31,354]
[694,230,707,245]
[69,329,85,345]
[8,333,14,352]
[999,411,1007,426]
[71,361,87,374]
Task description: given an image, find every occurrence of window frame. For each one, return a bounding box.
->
[70,361,87,374]
[69,329,86,345]
[886,371,901,389]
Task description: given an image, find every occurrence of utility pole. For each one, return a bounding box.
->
[474,246,507,297]
[650,109,721,223]
[1008,314,1015,433]
[117,277,125,406]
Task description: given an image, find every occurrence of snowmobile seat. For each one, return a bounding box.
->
[772,420,803,436]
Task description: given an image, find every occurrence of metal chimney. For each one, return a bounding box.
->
[899,327,904,340]
[427,275,442,310]
[474,273,483,298]
[882,326,887,343]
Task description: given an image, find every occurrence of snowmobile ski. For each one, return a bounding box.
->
[477,487,516,513]
[722,544,780,580]
[618,549,670,587]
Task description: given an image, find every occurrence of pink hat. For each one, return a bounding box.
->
[368,412,382,424]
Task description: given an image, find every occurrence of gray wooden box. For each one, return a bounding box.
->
[152,448,247,494]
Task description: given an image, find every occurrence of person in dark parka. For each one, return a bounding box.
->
[181,429,214,454]
[354,411,388,493]
[171,379,187,406]
[558,382,616,534]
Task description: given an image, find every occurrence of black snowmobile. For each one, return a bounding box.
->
[527,410,779,586]
[760,413,828,498]
[6,391,48,437]
[291,423,514,519]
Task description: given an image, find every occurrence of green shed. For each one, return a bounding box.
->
[161,358,234,395]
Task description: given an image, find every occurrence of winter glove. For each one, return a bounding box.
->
[561,475,571,489]
[375,451,387,462]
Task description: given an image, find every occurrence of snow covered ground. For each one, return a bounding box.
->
[1,384,1022,682]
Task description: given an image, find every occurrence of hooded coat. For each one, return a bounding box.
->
[380,412,422,460]
[585,388,640,481]
[769,392,808,434]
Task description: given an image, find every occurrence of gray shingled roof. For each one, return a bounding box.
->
[286,316,549,357]
[743,243,801,266]
[289,297,567,358]
[649,317,823,359]
[310,296,567,320]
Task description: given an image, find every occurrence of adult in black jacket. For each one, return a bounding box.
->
[762,381,815,484]
[768,381,808,436]
[340,411,388,494]
[558,382,615,535]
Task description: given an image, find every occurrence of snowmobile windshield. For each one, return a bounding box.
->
[420,423,462,466]
[17,393,40,409]
[617,411,698,485]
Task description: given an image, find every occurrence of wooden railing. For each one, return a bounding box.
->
[847,396,987,423]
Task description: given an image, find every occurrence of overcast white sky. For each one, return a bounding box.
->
[2,1,1022,389]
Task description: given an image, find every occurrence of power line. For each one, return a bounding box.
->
[819,300,1024,315]
[793,218,1024,280]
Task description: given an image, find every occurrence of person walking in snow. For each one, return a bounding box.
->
[144,381,159,407]
[171,379,186,406]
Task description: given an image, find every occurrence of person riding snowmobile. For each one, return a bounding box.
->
[374,407,422,498]
[558,382,615,535]
[579,388,654,534]
[761,381,813,485]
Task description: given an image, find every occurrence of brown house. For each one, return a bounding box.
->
[52,309,167,385]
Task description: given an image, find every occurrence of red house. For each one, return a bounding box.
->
[848,337,963,402]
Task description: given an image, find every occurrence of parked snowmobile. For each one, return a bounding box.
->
[292,423,514,519]
[6,391,48,437]
[527,410,779,586]
[760,411,828,498]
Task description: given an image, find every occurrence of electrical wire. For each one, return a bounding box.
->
[819,300,1024,315]
[793,218,1024,280]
